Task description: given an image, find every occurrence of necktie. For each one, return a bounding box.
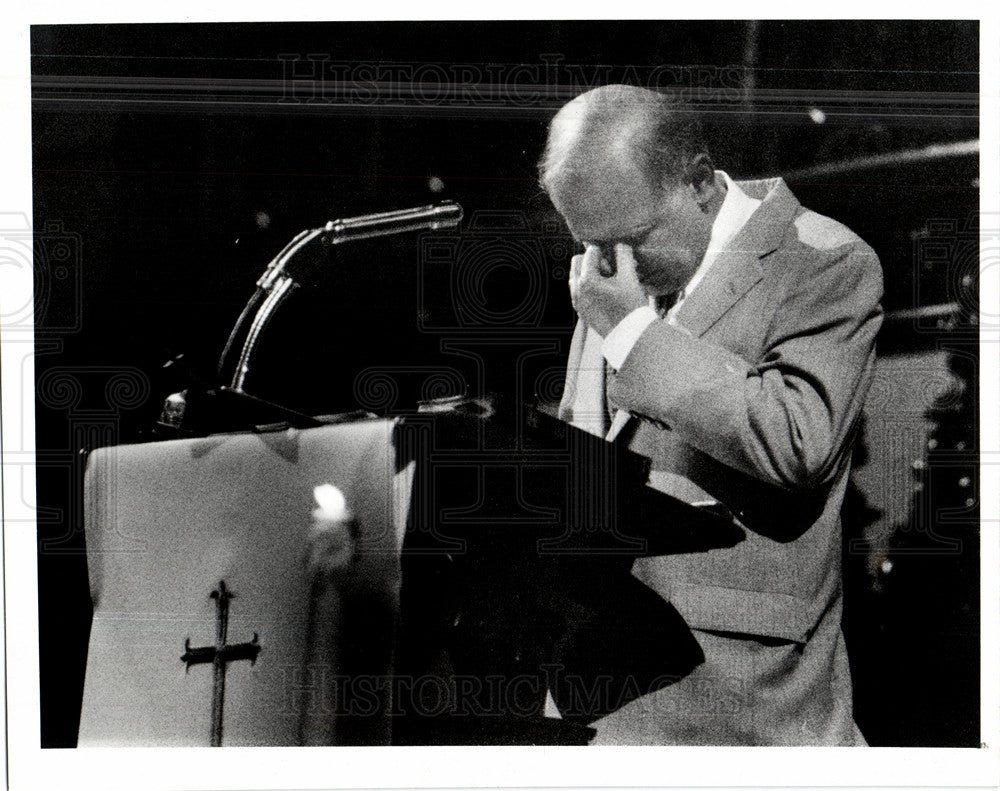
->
[655,289,684,320]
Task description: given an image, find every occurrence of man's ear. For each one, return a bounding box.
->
[684,153,719,206]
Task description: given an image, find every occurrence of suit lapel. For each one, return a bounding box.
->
[675,177,801,338]
[675,250,764,337]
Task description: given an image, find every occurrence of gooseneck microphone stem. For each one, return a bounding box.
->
[230,275,297,392]
[256,201,462,291]
[219,200,463,394]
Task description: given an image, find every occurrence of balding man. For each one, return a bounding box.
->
[543,85,882,745]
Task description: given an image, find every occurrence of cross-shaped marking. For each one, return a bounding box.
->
[181,580,261,746]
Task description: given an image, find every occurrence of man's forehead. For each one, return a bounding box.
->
[551,160,659,240]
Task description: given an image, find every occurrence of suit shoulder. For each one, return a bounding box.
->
[791,208,866,252]
[769,209,882,301]
[784,209,880,279]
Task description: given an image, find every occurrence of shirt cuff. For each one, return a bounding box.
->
[602,306,658,370]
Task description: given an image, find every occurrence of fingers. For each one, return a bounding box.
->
[569,252,583,304]
[571,244,639,315]
[579,242,615,277]
[580,243,603,280]
[570,246,603,312]
[613,243,638,281]
[595,246,616,277]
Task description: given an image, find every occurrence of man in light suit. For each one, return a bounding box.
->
[543,85,883,745]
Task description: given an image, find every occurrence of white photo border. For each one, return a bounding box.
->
[3,4,998,790]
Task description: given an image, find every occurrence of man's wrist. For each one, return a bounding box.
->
[601,305,658,370]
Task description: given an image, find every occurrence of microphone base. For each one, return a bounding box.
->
[154,386,326,438]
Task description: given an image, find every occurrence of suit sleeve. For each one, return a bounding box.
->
[607,242,884,490]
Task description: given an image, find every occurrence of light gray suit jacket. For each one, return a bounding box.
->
[559,177,883,743]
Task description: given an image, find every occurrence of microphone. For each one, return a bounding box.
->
[216,199,465,403]
[322,200,463,245]
[256,200,464,290]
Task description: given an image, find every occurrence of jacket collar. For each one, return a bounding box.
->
[675,177,800,337]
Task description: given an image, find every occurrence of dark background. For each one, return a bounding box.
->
[30,20,980,747]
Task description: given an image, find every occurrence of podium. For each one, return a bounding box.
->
[78,402,739,746]
[79,418,411,746]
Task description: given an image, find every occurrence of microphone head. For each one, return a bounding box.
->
[323,201,465,244]
[430,200,464,228]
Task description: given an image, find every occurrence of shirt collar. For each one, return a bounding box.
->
[681,170,762,298]
[649,170,763,318]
